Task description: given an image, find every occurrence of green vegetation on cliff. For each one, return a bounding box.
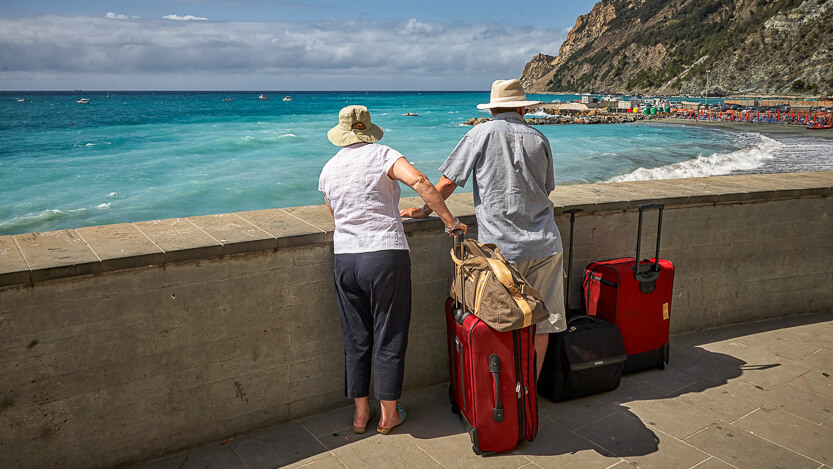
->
[522,0,833,96]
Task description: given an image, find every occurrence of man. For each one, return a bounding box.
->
[401,79,566,376]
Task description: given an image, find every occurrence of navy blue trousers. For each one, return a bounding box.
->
[333,250,411,401]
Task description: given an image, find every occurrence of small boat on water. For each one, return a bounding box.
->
[17,98,28,102]
[259,94,270,101]
[77,98,90,104]
[223,98,234,102]
[806,122,832,130]
[282,96,293,101]
[403,112,418,117]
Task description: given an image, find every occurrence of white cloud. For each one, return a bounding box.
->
[0,15,566,90]
[163,14,209,21]
[105,12,141,20]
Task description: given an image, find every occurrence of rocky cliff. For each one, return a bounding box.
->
[521,0,833,96]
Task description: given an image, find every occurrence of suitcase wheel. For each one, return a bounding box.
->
[658,343,670,370]
[449,386,461,415]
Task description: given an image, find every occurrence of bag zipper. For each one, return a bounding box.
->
[525,328,536,440]
[455,337,466,411]
[512,330,524,443]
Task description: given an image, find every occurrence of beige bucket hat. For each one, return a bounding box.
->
[476,79,540,110]
[327,105,384,146]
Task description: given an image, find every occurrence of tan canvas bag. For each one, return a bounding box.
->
[450,239,549,332]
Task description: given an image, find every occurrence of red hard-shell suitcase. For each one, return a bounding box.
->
[583,204,674,373]
[445,234,537,455]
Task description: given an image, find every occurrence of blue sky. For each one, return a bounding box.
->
[0,0,599,90]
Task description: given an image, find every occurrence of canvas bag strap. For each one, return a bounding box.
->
[465,241,545,301]
[449,248,489,270]
[483,258,545,329]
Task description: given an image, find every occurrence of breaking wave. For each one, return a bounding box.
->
[607,134,780,182]
[0,208,88,233]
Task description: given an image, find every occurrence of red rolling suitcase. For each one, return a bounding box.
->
[445,234,537,455]
[583,203,674,373]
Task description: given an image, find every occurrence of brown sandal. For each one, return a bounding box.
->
[376,404,407,435]
[353,409,377,434]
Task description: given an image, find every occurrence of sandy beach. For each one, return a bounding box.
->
[657,117,833,140]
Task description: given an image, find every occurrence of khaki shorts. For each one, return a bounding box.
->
[513,252,567,334]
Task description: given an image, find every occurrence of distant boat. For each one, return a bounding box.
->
[403,112,418,117]
[77,98,90,104]
[223,98,234,102]
[282,96,293,101]
[17,98,28,103]
[806,122,832,130]
[259,94,270,101]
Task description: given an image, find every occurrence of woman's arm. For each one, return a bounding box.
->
[400,176,457,219]
[388,158,467,236]
[323,195,334,216]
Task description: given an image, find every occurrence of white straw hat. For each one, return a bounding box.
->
[476,79,540,110]
[327,105,384,146]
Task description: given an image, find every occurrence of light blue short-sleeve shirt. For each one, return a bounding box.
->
[439,112,562,263]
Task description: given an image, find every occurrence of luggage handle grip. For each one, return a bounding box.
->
[638,203,664,212]
[635,203,664,283]
[567,314,600,329]
[489,355,504,423]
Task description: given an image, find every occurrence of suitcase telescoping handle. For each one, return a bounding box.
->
[634,203,664,285]
[452,230,469,325]
[563,208,583,313]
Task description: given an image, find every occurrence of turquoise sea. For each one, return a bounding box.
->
[3,91,833,236]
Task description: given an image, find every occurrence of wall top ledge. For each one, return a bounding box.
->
[1,172,830,288]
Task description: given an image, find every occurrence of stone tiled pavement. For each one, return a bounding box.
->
[136,313,833,469]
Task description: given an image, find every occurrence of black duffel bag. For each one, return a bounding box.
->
[538,314,627,402]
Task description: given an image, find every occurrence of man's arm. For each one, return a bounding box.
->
[400,175,458,219]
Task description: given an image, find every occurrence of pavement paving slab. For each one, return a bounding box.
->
[734,406,833,466]
[684,421,820,469]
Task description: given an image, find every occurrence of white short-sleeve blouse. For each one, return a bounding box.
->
[318,143,409,254]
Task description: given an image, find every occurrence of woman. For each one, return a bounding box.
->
[318,105,466,435]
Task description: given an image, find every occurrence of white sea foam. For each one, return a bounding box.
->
[97,203,111,209]
[0,208,87,233]
[279,133,297,138]
[607,134,780,182]
[107,192,118,197]
[525,110,550,117]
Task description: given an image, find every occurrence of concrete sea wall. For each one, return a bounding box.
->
[1,172,831,468]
